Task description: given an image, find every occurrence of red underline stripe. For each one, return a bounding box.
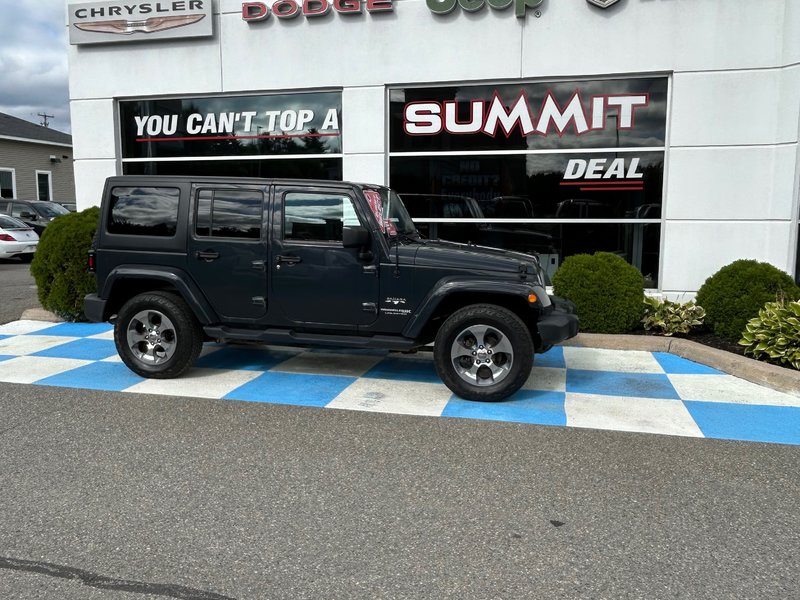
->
[580,186,645,191]
[560,181,644,186]
[135,133,341,142]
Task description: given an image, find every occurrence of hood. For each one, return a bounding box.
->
[413,239,543,280]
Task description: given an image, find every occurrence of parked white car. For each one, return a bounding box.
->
[0,214,39,262]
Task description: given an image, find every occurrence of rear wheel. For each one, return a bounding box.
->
[114,291,203,379]
[434,304,533,402]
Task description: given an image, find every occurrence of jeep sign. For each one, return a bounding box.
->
[69,1,213,45]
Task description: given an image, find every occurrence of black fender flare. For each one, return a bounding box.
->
[100,266,218,324]
[402,277,549,339]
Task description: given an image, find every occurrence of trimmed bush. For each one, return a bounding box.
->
[552,252,644,333]
[740,300,800,370]
[642,296,705,336]
[695,260,800,341]
[30,207,99,321]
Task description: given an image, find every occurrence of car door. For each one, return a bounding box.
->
[270,184,379,329]
[187,184,269,323]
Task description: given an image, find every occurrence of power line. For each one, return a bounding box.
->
[38,113,54,128]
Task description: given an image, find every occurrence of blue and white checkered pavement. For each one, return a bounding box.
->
[1,319,799,445]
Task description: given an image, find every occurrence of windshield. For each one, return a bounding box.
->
[361,186,417,237]
[33,202,70,218]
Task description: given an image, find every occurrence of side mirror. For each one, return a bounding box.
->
[20,212,36,220]
[343,226,369,249]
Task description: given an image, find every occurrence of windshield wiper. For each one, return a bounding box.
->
[398,231,427,245]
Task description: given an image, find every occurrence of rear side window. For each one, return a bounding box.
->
[0,215,26,229]
[108,187,180,236]
[195,188,263,239]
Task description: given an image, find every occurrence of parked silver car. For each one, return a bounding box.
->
[0,214,39,262]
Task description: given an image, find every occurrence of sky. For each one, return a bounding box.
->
[0,0,71,134]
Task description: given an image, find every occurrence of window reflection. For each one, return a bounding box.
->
[195,189,262,240]
[108,187,179,237]
[392,154,664,220]
[124,158,342,181]
[284,193,357,242]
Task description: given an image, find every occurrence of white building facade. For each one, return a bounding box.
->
[67,0,800,294]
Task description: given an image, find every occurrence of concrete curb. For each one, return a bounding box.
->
[563,333,800,397]
[20,308,62,323]
[13,308,800,397]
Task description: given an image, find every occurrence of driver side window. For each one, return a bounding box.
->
[283,192,359,242]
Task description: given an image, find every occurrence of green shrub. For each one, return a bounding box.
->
[30,207,99,321]
[695,260,800,341]
[642,296,705,336]
[739,300,800,369]
[552,252,644,333]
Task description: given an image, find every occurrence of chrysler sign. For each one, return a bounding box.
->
[69,1,213,45]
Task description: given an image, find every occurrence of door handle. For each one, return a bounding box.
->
[195,250,220,261]
[277,255,302,265]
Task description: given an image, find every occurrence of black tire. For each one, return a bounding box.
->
[434,304,533,402]
[114,291,203,379]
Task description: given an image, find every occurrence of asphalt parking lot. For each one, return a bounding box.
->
[1,260,799,598]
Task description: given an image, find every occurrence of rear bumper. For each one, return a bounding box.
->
[536,296,579,347]
[83,293,107,323]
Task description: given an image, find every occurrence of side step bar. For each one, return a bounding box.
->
[203,326,417,351]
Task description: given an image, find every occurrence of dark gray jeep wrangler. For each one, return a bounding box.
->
[85,176,578,401]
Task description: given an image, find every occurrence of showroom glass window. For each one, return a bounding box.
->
[389,77,668,286]
[119,91,343,181]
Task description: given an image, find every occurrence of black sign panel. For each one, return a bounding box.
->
[390,77,668,153]
[121,91,342,159]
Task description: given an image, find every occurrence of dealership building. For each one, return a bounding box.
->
[67,0,800,294]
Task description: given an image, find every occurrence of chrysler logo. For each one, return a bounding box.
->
[587,0,620,7]
[75,14,205,35]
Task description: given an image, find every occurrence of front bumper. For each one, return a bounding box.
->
[536,295,579,347]
[84,293,107,323]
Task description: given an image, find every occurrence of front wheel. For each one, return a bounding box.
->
[114,291,203,379]
[434,304,533,402]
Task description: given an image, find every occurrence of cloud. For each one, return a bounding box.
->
[0,0,70,133]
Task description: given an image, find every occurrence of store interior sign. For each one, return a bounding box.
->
[69,1,212,45]
[242,0,393,21]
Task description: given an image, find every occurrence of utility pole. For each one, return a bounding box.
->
[38,113,54,128]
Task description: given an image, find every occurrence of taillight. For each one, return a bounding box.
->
[87,250,96,272]
[0,234,14,241]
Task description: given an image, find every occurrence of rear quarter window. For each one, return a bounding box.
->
[108,187,180,236]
